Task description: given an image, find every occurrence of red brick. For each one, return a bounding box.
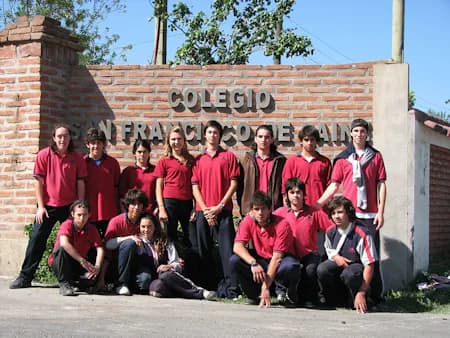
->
[0,45,16,59]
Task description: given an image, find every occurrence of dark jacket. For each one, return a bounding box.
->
[237,150,286,216]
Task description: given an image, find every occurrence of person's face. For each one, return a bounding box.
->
[128,202,144,222]
[71,206,90,229]
[351,126,368,147]
[205,126,220,146]
[251,204,271,225]
[255,128,273,152]
[87,140,105,160]
[301,136,317,153]
[140,218,155,241]
[134,145,150,167]
[53,127,71,153]
[287,187,304,208]
[169,132,185,153]
[331,205,350,229]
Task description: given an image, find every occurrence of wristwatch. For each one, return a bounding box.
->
[250,259,257,267]
[219,202,225,209]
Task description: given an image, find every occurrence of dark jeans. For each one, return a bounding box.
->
[298,252,321,302]
[51,246,95,287]
[317,260,364,307]
[190,210,236,292]
[163,198,193,247]
[134,253,158,293]
[117,239,139,287]
[229,253,301,302]
[149,270,204,299]
[20,205,71,281]
[357,217,383,299]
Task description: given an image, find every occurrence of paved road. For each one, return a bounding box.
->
[0,278,448,337]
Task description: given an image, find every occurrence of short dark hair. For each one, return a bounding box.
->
[50,122,74,153]
[251,124,277,152]
[132,138,151,154]
[249,191,272,209]
[124,189,149,210]
[326,196,356,222]
[70,199,90,213]
[298,125,320,142]
[204,120,223,139]
[85,128,107,145]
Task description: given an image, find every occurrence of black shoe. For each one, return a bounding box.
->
[9,276,31,289]
[59,282,76,296]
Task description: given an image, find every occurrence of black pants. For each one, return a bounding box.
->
[317,260,364,307]
[298,252,321,302]
[163,198,193,247]
[51,246,95,287]
[20,205,71,281]
[190,210,237,293]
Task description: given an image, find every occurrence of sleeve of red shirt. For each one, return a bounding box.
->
[273,218,293,253]
[314,209,333,232]
[33,148,48,178]
[58,219,73,238]
[324,157,332,186]
[153,158,166,178]
[191,157,200,185]
[119,167,130,198]
[88,224,103,248]
[75,152,88,179]
[234,216,252,244]
[376,153,387,182]
[104,216,118,241]
[331,158,344,183]
[228,152,240,179]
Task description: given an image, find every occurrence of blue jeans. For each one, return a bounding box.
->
[20,205,70,281]
[117,239,138,287]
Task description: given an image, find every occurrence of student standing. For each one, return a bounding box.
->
[154,126,194,247]
[238,124,286,216]
[84,128,120,237]
[316,118,386,301]
[119,139,157,214]
[10,123,87,289]
[191,120,240,297]
[282,125,332,206]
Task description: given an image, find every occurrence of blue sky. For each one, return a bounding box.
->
[104,0,449,115]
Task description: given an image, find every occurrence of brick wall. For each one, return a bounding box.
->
[429,144,450,260]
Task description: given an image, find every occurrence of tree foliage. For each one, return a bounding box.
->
[167,0,313,65]
[0,0,131,65]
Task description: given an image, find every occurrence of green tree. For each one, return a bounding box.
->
[0,0,131,65]
[408,90,416,109]
[167,0,313,65]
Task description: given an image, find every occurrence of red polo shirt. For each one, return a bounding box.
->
[48,219,102,266]
[154,157,193,200]
[331,152,386,214]
[255,155,274,194]
[119,164,157,213]
[273,206,332,258]
[85,154,121,221]
[282,152,332,206]
[104,213,140,241]
[33,147,87,207]
[235,214,294,259]
[191,148,240,211]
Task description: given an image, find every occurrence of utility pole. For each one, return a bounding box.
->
[392,0,405,63]
[153,0,167,64]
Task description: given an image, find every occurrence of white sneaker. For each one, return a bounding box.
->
[116,285,131,296]
[203,290,216,300]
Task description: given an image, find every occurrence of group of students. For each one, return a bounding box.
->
[9,117,386,313]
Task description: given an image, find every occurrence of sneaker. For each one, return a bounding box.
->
[59,282,76,296]
[202,290,216,300]
[116,285,131,296]
[9,276,31,289]
[149,290,162,297]
[277,292,296,307]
